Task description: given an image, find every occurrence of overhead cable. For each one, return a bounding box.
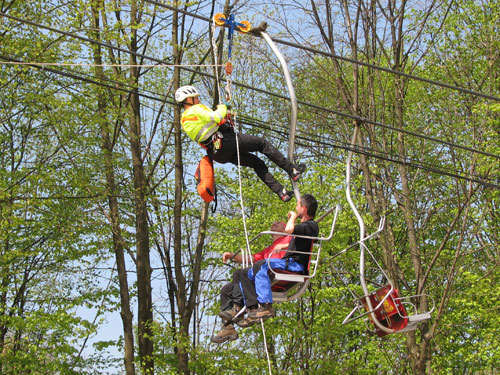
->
[141,0,500,103]
[238,114,500,190]
[0,61,224,68]
[3,11,499,161]
[2,53,498,190]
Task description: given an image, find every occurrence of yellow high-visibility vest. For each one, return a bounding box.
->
[181,104,227,143]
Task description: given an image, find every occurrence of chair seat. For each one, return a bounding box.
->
[270,269,307,293]
[274,272,307,282]
[408,312,431,322]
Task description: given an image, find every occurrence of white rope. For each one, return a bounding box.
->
[0,61,225,68]
[212,21,271,373]
[260,318,273,375]
[233,114,253,268]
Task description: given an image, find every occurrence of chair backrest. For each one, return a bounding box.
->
[272,240,320,282]
[269,206,340,283]
[234,205,340,303]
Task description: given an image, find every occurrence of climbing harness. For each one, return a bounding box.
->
[331,124,434,336]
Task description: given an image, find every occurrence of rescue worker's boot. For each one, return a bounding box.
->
[278,187,294,202]
[290,163,306,181]
[210,323,238,344]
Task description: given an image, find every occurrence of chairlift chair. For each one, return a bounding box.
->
[257,205,340,302]
[335,124,434,335]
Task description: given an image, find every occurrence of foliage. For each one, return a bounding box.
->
[1,0,499,374]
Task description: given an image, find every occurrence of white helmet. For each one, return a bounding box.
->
[175,85,200,103]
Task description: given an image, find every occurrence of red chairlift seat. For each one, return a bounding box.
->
[354,284,434,336]
[362,285,409,337]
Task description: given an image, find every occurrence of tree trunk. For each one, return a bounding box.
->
[89,2,136,373]
[128,1,154,373]
[171,3,190,373]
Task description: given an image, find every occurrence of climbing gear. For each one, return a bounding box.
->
[175,85,199,103]
[194,156,216,206]
[213,13,251,60]
[225,112,236,128]
[210,324,238,344]
[212,131,223,151]
[213,14,251,104]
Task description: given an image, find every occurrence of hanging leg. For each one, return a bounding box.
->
[236,133,295,171]
[229,151,283,193]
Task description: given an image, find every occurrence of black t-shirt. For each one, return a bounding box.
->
[283,219,319,269]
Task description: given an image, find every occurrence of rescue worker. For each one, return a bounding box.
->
[175,85,306,202]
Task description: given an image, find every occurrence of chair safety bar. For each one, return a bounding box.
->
[396,294,436,320]
[229,206,339,303]
[266,244,321,282]
[266,206,340,301]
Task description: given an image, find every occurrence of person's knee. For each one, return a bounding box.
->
[234,268,245,279]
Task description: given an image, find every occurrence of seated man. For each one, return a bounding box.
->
[240,194,319,321]
[211,221,291,344]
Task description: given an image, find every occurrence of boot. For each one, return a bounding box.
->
[278,187,293,202]
[218,304,244,323]
[236,305,260,327]
[236,317,257,328]
[248,303,275,320]
[289,163,306,181]
[210,324,238,344]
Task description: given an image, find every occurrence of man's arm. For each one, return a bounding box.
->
[222,251,253,264]
[273,243,289,250]
[285,211,298,234]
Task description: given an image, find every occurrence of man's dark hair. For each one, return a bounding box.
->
[300,194,318,218]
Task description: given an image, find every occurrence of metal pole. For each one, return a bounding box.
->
[346,125,393,334]
[260,31,300,199]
